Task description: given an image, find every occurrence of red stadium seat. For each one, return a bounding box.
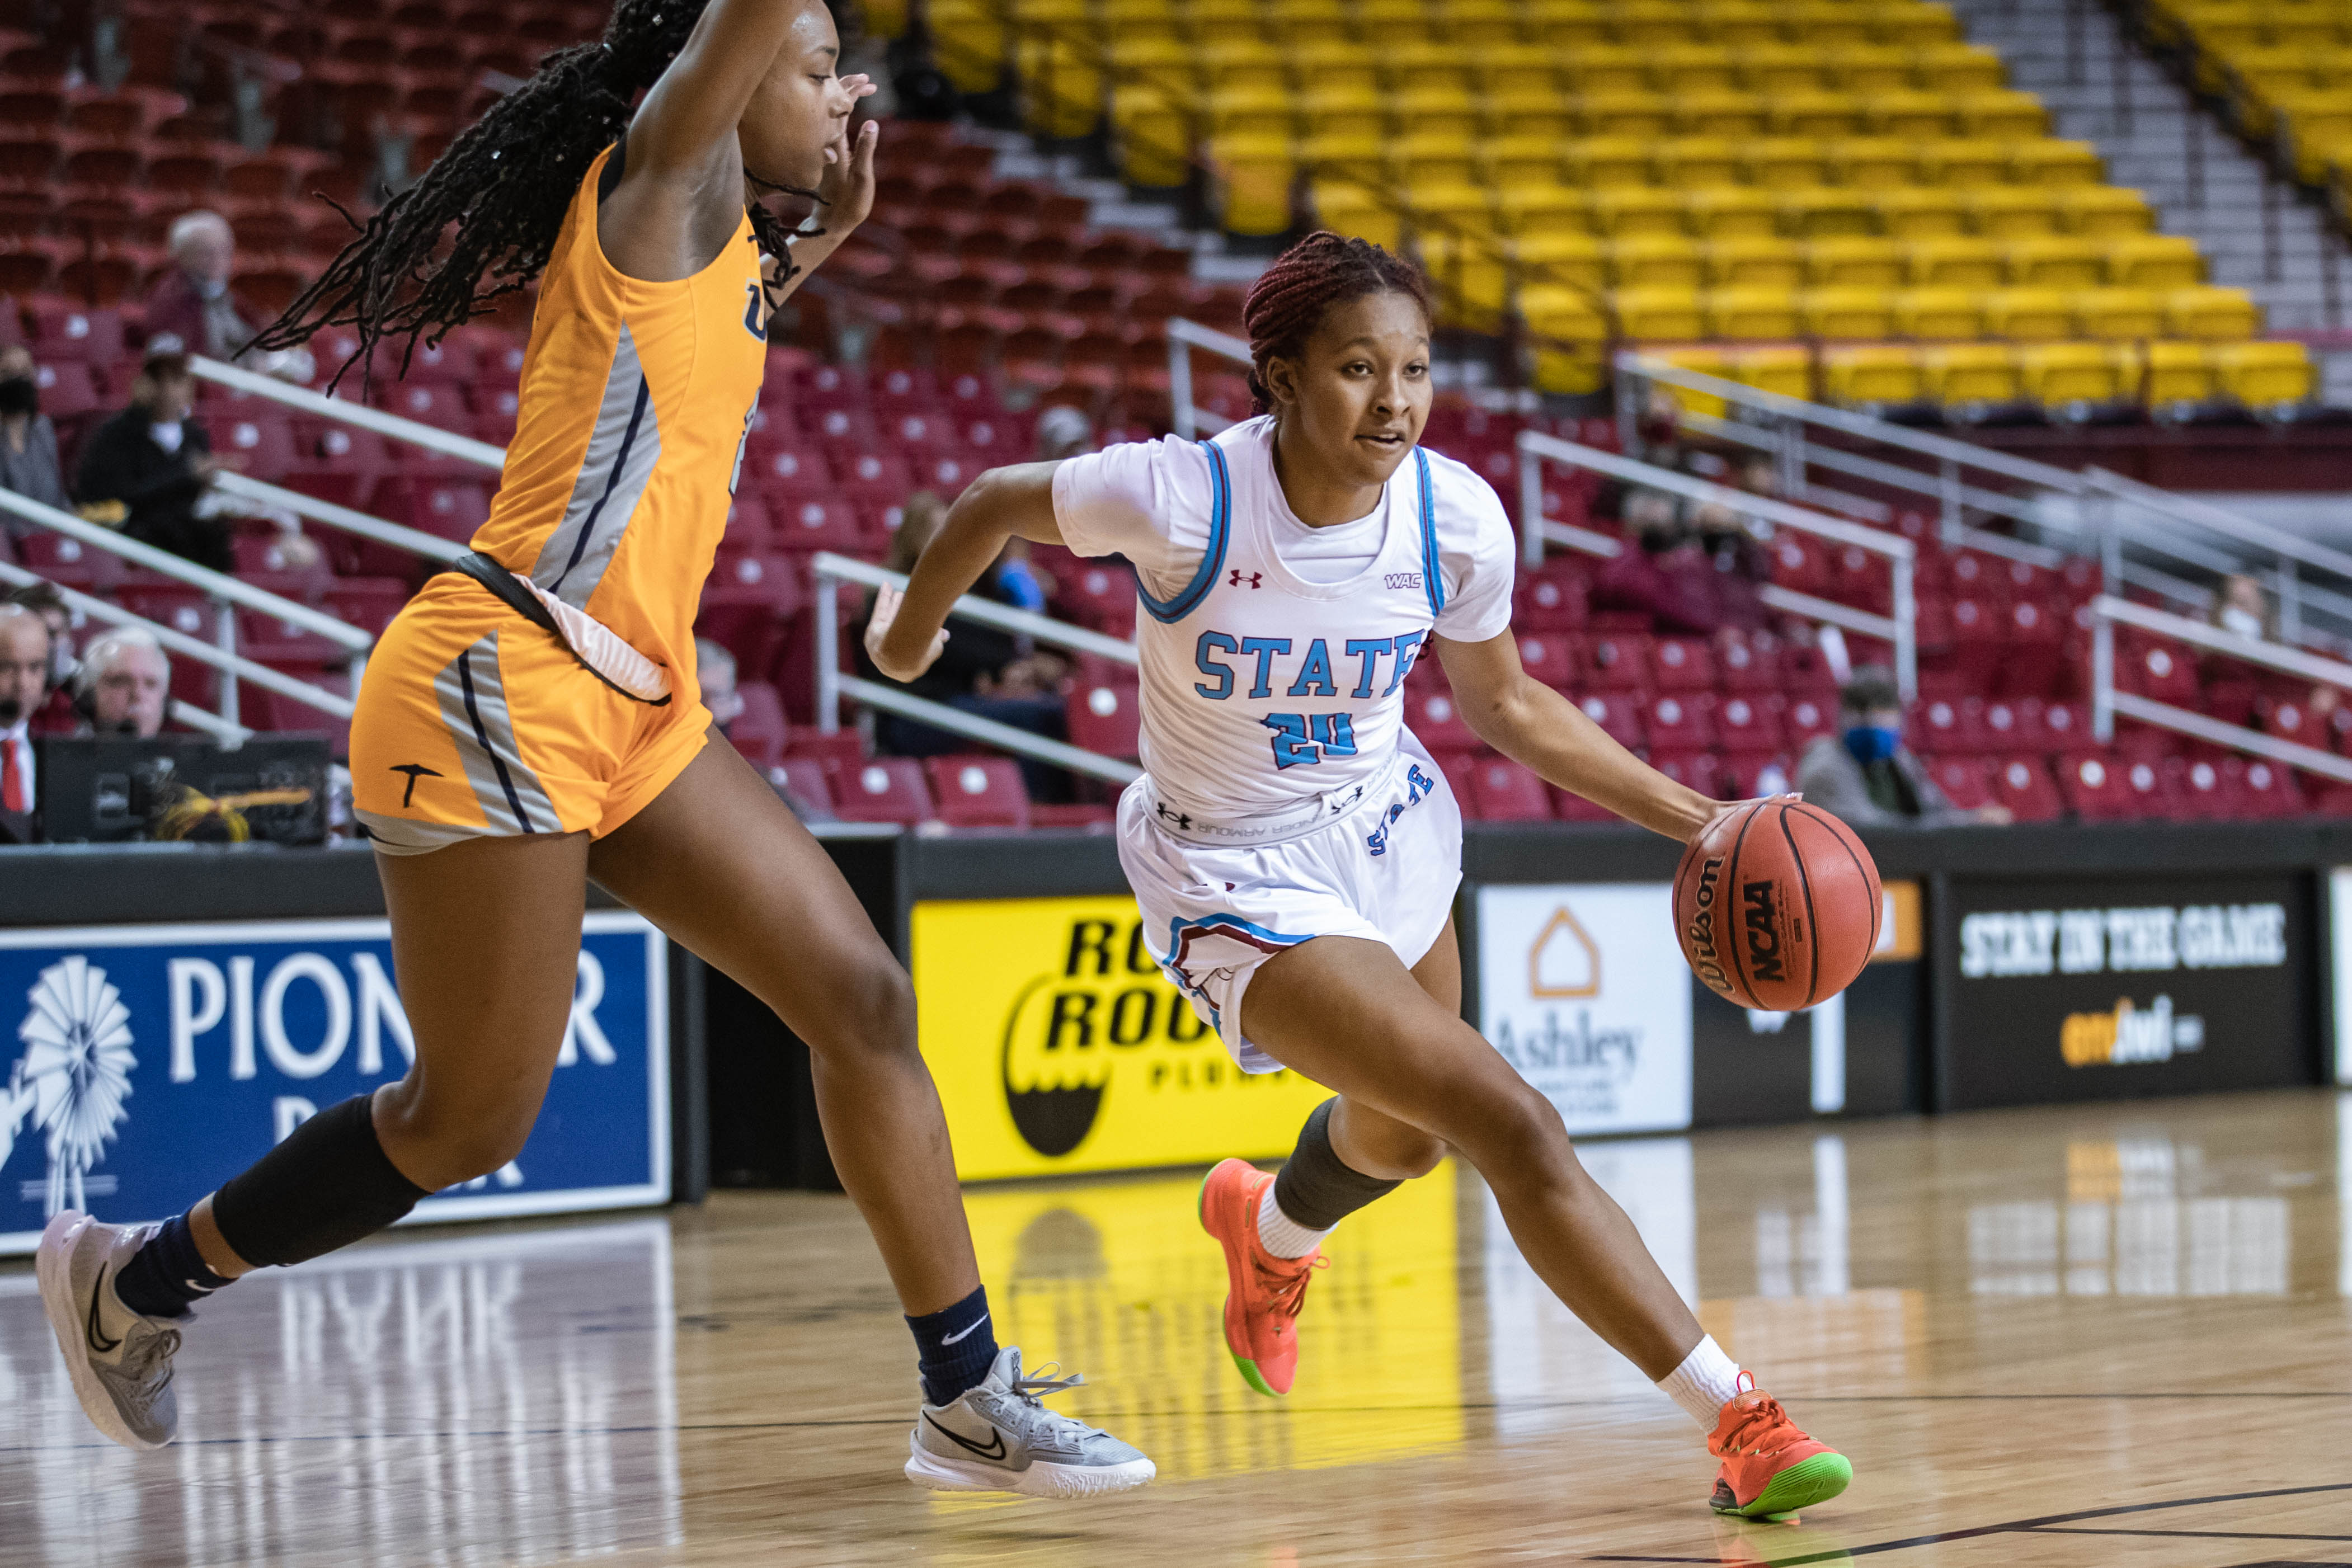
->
[32,359,101,419]
[769,495,872,553]
[21,297,121,362]
[1466,756,1553,821]
[1514,630,1576,688]
[1651,635,1715,690]
[2120,637,2200,707]
[2059,752,2134,821]
[1784,691,1840,747]
[1065,679,1141,758]
[1647,691,1716,749]
[1059,561,1137,632]
[2174,754,2242,819]
[747,441,834,490]
[2236,756,2303,818]
[925,755,1031,828]
[210,413,300,481]
[1926,755,1995,810]
[768,755,836,819]
[377,479,491,543]
[1577,630,1653,691]
[1404,684,1481,751]
[1572,690,1646,750]
[1547,781,1621,822]
[2038,698,2092,752]
[1718,629,1782,691]
[2121,755,2179,818]
[1769,534,1834,596]
[1912,695,1988,754]
[727,680,790,768]
[1991,755,2064,822]
[236,605,349,665]
[1715,693,1786,752]
[826,756,934,825]
[1719,751,1795,798]
[1649,750,1723,798]
[322,580,410,637]
[1512,570,1588,632]
[2256,694,2326,749]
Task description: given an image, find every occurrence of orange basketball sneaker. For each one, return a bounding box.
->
[1198,1157,1325,1397]
[1707,1377,1853,1520]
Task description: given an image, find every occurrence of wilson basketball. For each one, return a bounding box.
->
[1673,801,1881,1012]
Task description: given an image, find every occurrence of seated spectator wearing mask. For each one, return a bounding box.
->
[694,636,744,733]
[0,602,51,836]
[855,490,1071,800]
[0,345,69,525]
[142,212,314,383]
[1798,665,2012,827]
[73,627,171,739]
[5,582,78,733]
[1594,488,1732,635]
[2207,570,2343,717]
[74,350,238,573]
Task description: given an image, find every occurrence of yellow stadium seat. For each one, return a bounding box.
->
[1654,42,1743,91]
[1300,86,1388,139]
[1396,130,1480,186]
[1496,98,1578,139]
[1564,136,1657,188]
[1266,0,1353,43]
[1658,138,1745,189]
[1866,92,1957,139]
[1313,183,1403,247]
[1590,187,1690,237]
[2018,341,2119,413]
[1288,41,1381,93]
[1418,234,1510,326]
[1483,135,1565,189]
[1686,188,1783,238]
[2264,7,2343,50]
[1878,1,1961,45]
[1677,91,1773,138]
[1823,344,1926,408]
[1191,0,1269,31]
[1015,37,1102,136]
[1834,138,1925,189]
[1576,90,1677,138]
[1213,136,1297,235]
[2143,340,2216,411]
[2228,45,2314,111]
[1486,43,1560,97]
[2007,237,2109,288]
[1707,237,1807,288]
[1742,43,1828,94]
[1896,288,1986,339]
[2013,139,2107,187]
[1201,40,1289,93]
[1112,88,1192,186]
[1826,43,1916,94]
[1784,2,1874,46]
[1747,138,1835,190]
[1968,188,2065,238]
[2075,289,2168,340]
[2168,286,2263,339]
[1408,182,1499,237]
[1516,233,1608,289]
[1099,0,1180,32]
[1729,345,1812,397]
[1437,0,1523,46]
[1394,85,1476,128]
[1529,333,1612,395]
[1206,86,1294,139]
[2110,235,2206,289]
[1913,41,2008,95]
[1803,285,1899,338]
[1808,236,1908,286]
[1615,285,1709,340]
[1930,140,2014,188]
[1922,343,2021,406]
[2214,340,2315,411]
[1958,90,2050,139]
[1563,43,1652,95]
[1775,91,1869,138]
[1109,37,1197,100]
[1615,1,1700,45]
[1698,1,1786,48]
[1780,189,1878,237]
[2059,186,2156,236]
[1908,237,2006,288]
[1648,346,1735,416]
[2280,98,2352,182]
[1499,187,1592,236]
[1299,131,1387,183]
[1608,236,1707,288]
[1383,40,1474,93]
[1876,189,1970,237]
[1983,288,2079,341]
[1357,0,1438,37]
[1528,0,1613,48]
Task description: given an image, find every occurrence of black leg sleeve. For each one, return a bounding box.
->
[1270,1098,1404,1231]
[210,1094,432,1268]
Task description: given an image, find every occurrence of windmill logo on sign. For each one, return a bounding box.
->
[0,957,137,1217]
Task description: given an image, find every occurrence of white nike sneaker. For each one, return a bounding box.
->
[905,1346,1155,1498]
[35,1212,185,1451]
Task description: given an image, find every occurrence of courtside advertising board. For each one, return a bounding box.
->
[0,914,669,1255]
[910,897,1333,1180]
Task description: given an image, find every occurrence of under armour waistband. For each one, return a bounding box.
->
[1141,754,1401,849]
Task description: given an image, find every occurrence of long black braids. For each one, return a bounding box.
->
[252,0,821,385]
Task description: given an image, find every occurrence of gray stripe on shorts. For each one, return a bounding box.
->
[432,629,558,834]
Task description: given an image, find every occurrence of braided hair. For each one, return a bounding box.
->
[253,0,822,384]
[1240,231,1432,416]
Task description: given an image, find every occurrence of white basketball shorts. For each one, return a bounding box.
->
[1116,733,1464,1073]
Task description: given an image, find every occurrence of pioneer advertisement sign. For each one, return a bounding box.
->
[1941,873,2312,1110]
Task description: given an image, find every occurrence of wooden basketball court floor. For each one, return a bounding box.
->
[6,1087,2352,1567]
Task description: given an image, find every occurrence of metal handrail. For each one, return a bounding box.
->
[213,472,468,565]
[809,552,1143,786]
[190,355,507,470]
[1168,318,1253,441]
[2087,594,2352,785]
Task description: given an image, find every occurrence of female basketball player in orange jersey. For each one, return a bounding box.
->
[34,0,1152,1497]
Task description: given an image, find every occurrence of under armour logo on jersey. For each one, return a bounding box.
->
[1227,569,1262,589]
[1155,801,1193,830]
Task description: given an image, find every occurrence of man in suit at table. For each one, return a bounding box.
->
[0,602,50,842]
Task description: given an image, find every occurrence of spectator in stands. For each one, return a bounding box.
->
[1036,404,1095,461]
[74,350,236,574]
[1594,488,1733,635]
[0,602,49,831]
[0,345,69,526]
[5,582,77,732]
[857,491,1069,799]
[2208,572,2276,642]
[1798,665,2012,827]
[694,636,744,733]
[71,627,170,740]
[143,213,315,383]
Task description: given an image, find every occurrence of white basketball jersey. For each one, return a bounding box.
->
[1052,416,1516,825]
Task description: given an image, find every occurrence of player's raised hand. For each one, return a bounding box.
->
[865,582,949,682]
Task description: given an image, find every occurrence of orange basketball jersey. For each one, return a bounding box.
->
[468,141,769,686]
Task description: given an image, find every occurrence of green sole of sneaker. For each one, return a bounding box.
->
[1230,1351,1280,1399]
[1718,1453,1854,1521]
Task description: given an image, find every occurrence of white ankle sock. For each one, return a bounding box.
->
[1657,1335,1746,1429]
[1256,1181,1332,1258]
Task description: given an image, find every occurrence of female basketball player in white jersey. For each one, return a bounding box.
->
[868,232,1851,1521]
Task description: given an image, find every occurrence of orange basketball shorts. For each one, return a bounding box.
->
[349,577,710,855]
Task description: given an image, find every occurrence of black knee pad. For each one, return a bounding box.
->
[1271,1098,1404,1231]
[211,1094,432,1268]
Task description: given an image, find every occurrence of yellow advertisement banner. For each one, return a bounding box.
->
[1871,879,1923,963]
[912,897,1337,1181]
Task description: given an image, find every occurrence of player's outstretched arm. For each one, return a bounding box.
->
[1436,628,1721,841]
[868,462,1067,682]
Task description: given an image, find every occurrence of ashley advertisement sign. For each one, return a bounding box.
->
[0,915,670,1254]
[1476,884,1693,1136]
[1942,874,2311,1110]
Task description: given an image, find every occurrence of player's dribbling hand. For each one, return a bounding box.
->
[866,583,949,682]
[1691,793,1801,843]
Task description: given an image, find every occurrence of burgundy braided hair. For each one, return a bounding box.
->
[1240,230,1433,416]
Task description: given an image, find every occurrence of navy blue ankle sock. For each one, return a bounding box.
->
[907,1286,997,1407]
[113,1213,233,1321]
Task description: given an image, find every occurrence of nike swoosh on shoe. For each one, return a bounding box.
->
[86,1265,122,1355]
[923,1414,1007,1461]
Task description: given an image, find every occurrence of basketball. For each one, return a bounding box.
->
[1673,801,1881,1012]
